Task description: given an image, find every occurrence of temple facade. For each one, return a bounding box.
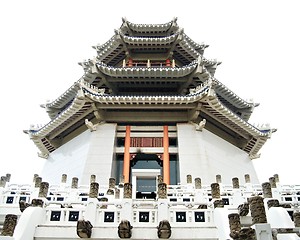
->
[26,17,273,187]
[1,18,299,240]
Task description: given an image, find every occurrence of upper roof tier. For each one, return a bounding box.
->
[26,18,275,159]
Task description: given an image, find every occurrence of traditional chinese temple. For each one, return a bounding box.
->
[0,18,299,240]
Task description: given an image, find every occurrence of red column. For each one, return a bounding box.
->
[128,58,133,67]
[163,125,170,185]
[165,59,171,67]
[123,126,131,183]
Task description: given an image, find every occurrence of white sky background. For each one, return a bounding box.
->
[0,0,299,185]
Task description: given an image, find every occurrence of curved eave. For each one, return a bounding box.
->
[96,61,197,78]
[178,38,201,59]
[95,36,124,63]
[205,94,270,138]
[121,33,178,45]
[214,80,254,109]
[29,93,87,138]
[44,82,80,119]
[82,83,210,105]
[183,33,208,54]
[125,20,177,33]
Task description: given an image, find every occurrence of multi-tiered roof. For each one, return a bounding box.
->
[25,18,275,159]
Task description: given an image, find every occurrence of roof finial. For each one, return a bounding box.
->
[122,17,127,23]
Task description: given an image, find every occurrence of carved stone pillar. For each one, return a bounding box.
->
[195,177,202,189]
[109,178,116,188]
[77,220,93,238]
[273,174,280,183]
[38,182,49,198]
[262,182,272,198]
[213,199,224,208]
[118,220,133,238]
[249,196,267,224]
[123,183,132,199]
[216,175,222,184]
[35,176,42,188]
[90,174,96,183]
[267,199,279,209]
[115,188,120,199]
[238,203,249,216]
[2,214,17,236]
[158,183,167,199]
[244,174,251,183]
[5,173,11,182]
[31,198,44,207]
[211,183,220,199]
[232,177,239,189]
[0,177,6,187]
[89,182,99,198]
[186,174,192,184]
[157,175,163,184]
[293,212,300,227]
[33,174,39,183]
[99,197,108,209]
[61,174,67,183]
[72,177,78,189]
[228,213,241,239]
[269,177,276,188]
[157,220,171,239]
[239,227,256,240]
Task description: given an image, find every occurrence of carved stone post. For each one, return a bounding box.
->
[109,178,116,188]
[61,174,67,183]
[2,214,17,236]
[0,177,5,187]
[31,198,44,207]
[262,182,272,198]
[90,174,96,183]
[186,174,192,184]
[244,174,251,183]
[38,182,49,198]
[267,199,279,209]
[33,174,39,183]
[216,175,222,184]
[35,176,42,188]
[123,183,132,199]
[157,175,163,184]
[115,188,120,199]
[239,227,256,240]
[293,212,300,227]
[211,183,220,199]
[195,178,202,189]
[269,177,276,188]
[232,177,239,189]
[77,220,93,238]
[158,183,167,199]
[273,174,279,183]
[99,197,108,209]
[72,177,78,189]
[89,182,99,198]
[5,173,11,182]
[238,203,249,216]
[249,196,267,224]
[228,213,241,239]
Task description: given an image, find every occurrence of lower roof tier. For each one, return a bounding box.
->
[25,81,274,159]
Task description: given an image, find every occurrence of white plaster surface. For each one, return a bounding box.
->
[177,123,260,185]
[41,123,116,185]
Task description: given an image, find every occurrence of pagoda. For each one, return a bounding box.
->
[1,18,299,240]
[25,17,274,186]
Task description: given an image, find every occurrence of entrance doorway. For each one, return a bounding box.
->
[132,169,161,199]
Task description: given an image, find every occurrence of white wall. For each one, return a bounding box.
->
[81,123,117,185]
[177,123,260,185]
[41,123,117,185]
